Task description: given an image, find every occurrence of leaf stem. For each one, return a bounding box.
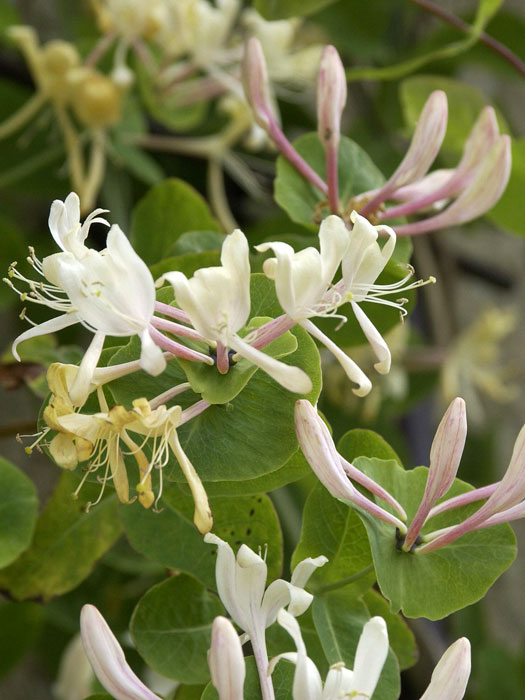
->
[315,563,375,594]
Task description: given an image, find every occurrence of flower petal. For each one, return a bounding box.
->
[69,331,105,406]
[12,312,80,362]
[208,616,245,700]
[351,302,391,374]
[420,638,471,700]
[351,616,389,698]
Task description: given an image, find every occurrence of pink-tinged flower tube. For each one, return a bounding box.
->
[420,638,471,700]
[420,422,525,553]
[294,399,407,531]
[80,604,160,700]
[359,91,448,217]
[382,106,501,220]
[208,616,245,700]
[242,38,328,195]
[403,397,467,550]
[395,134,511,236]
[317,45,347,213]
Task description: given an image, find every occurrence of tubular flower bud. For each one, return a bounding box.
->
[317,45,347,150]
[242,37,277,131]
[208,616,246,700]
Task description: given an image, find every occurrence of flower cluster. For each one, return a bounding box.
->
[243,40,511,235]
[295,396,525,554]
[6,192,428,527]
[78,536,472,700]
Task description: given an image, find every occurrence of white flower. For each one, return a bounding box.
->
[80,604,161,700]
[7,193,165,406]
[258,213,429,396]
[159,228,312,394]
[204,533,327,643]
[270,609,389,700]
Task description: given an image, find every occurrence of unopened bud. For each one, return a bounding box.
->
[69,68,123,128]
[404,397,467,549]
[242,37,277,131]
[317,45,346,149]
[420,638,471,700]
[208,616,245,700]
[41,41,80,77]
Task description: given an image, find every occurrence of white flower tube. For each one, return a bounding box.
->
[420,638,471,700]
[208,616,246,700]
[80,604,161,700]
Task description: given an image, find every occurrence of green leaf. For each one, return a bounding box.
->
[130,179,220,265]
[313,590,401,700]
[487,137,525,236]
[131,574,224,684]
[362,589,418,671]
[202,449,311,496]
[347,456,517,620]
[201,656,294,699]
[0,458,39,568]
[254,0,338,20]
[292,483,374,595]
[400,75,508,155]
[120,487,283,589]
[107,139,165,186]
[170,231,225,256]
[0,601,45,678]
[0,472,122,601]
[178,317,298,404]
[337,429,402,466]
[275,134,384,230]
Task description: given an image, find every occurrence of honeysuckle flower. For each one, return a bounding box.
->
[258,212,431,396]
[80,604,161,700]
[204,533,327,640]
[158,228,312,394]
[294,399,408,531]
[269,609,389,700]
[208,616,246,700]
[50,395,212,531]
[420,638,471,700]
[204,532,327,700]
[403,398,467,550]
[8,211,166,405]
[441,307,518,426]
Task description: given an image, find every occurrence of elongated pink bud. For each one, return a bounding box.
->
[359,91,448,216]
[317,45,346,150]
[208,616,245,700]
[404,398,467,549]
[242,37,276,131]
[294,400,407,532]
[396,135,511,236]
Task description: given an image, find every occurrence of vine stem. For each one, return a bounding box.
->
[408,0,525,77]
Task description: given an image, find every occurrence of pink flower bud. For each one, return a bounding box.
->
[404,398,467,550]
[242,37,276,131]
[317,45,347,149]
[420,638,471,700]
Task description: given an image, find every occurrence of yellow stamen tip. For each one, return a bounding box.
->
[24,447,33,455]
